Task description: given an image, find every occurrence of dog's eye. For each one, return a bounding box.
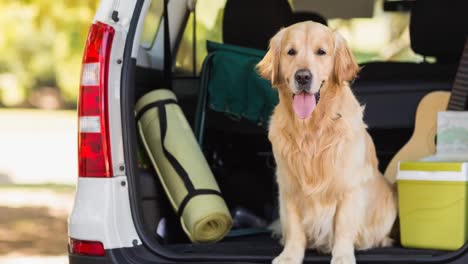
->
[287,48,296,56]
[316,48,327,56]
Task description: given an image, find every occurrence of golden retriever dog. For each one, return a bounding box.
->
[256,21,397,264]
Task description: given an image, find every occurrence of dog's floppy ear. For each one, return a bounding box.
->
[332,32,359,85]
[256,28,285,87]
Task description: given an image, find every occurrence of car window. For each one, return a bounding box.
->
[141,0,164,49]
[175,0,226,76]
[328,1,428,64]
[175,0,426,76]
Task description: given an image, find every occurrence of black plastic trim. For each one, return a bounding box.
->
[71,246,265,264]
[121,0,184,262]
[383,0,413,12]
[69,253,111,264]
[120,1,468,264]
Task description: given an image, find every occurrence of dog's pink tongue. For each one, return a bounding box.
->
[293,93,316,119]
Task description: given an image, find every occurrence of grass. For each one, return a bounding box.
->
[0,204,69,256]
[0,183,75,257]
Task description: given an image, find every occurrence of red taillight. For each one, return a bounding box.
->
[78,22,115,177]
[69,238,106,256]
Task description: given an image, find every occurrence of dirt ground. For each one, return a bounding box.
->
[0,186,74,261]
[0,206,68,255]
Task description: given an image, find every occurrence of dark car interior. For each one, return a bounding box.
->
[130,0,468,262]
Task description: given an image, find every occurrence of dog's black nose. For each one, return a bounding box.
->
[295,69,312,89]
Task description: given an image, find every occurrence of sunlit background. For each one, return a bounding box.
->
[0,0,420,262]
[0,1,97,263]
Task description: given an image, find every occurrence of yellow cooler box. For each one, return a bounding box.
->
[397,161,468,250]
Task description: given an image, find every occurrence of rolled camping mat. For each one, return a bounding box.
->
[135,89,232,243]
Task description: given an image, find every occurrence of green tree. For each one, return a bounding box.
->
[0,0,98,108]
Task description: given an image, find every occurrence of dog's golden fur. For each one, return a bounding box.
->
[257,22,397,264]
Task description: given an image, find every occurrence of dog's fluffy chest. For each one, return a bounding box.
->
[269,111,365,199]
[272,132,347,198]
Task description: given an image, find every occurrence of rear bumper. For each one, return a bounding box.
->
[69,177,141,249]
[68,246,201,264]
[68,244,468,264]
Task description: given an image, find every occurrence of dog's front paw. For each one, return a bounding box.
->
[272,254,302,264]
[331,254,356,264]
[380,236,394,247]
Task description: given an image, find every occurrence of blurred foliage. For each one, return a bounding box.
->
[0,0,98,108]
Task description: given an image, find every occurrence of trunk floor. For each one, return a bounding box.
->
[166,233,447,257]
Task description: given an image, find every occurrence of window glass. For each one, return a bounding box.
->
[175,0,425,76]
[175,0,226,75]
[328,0,427,63]
[140,0,164,49]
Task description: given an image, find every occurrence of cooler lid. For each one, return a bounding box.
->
[397,162,468,181]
